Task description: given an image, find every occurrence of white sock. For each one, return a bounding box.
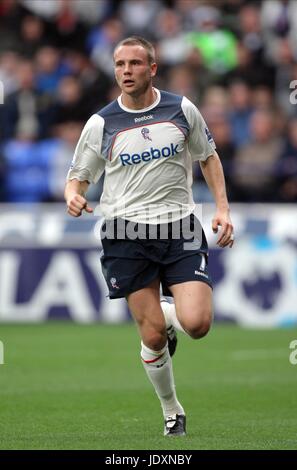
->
[161,301,187,335]
[141,342,185,418]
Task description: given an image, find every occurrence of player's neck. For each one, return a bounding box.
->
[121,87,157,110]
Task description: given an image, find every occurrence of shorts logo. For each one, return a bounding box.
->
[141,127,152,141]
[199,254,206,271]
[195,270,209,278]
[110,277,120,289]
[195,255,208,277]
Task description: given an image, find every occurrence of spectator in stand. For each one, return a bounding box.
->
[2,132,52,202]
[154,8,191,68]
[3,59,56,139]
[18,14,46,58]
[221,40,276,89]
[52,75,92,127]
[187,5,238,75]
[183,47,216,102]
[0,0,28,53]
[205,111,236,189]
[0,50,20,98]
[274,38,297,117]
[48,121,84,201]
[119,0,161,38]
[35,45,73,96]
[51,0,87,51]
[63,49,111,114]
[202,85,229,116]
[173,0,208,32]
[261,0,297,60]
[228,80,254,148]
[87,17,124,78]
[278,116,297,202]
[232,109,283,201]
[238,4,264,66]
[252,85,274,110]
[166,64,199,105]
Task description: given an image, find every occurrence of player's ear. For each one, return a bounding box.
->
[151,62,157,78]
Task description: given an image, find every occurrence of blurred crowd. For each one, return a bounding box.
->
[0,0,297,203]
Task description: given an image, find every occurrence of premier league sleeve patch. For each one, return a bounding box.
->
[205,127,214,143]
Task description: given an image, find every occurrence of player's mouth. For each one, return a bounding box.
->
[123,79,135,86]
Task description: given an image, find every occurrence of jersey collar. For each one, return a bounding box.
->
[117,88,161,113]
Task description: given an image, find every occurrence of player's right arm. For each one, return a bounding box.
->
[65,179,93,217]
[64,114,106,218]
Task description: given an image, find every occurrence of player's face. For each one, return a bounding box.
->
[114,45,157,97]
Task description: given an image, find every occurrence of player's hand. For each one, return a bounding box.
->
[67,194,93,217]
[212,210,234,248]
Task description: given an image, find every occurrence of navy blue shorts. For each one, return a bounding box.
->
[100,214,212,299]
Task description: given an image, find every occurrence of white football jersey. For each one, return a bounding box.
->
[67,88,215,223]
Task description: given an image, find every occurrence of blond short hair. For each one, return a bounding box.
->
[114,36,156,65]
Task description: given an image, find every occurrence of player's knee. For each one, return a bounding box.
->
[145,331,167,351]
[186,310,212,339]
[189,321,211,339]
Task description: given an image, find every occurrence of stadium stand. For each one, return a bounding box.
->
[0,0,296,203]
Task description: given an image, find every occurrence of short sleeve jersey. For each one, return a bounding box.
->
[67,89,215,223]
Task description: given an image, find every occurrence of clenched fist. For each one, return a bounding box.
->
[67,194,93,217]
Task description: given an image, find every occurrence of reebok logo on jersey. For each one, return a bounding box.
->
[134,114,153,123]
[120,143,179,166]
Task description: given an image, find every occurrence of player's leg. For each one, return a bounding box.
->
[161,214,213,339]
[128,278,167,350]
[169,281,213,339]
[127,279,186,435]
[161,297,187,335]
[161,248,213,339]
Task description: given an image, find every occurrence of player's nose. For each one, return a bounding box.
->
[123,64,132,74]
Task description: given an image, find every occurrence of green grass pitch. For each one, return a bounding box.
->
[0,323,296,450]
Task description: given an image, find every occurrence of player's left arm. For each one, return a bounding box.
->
[181,96,234,247]
[200,151,234,248]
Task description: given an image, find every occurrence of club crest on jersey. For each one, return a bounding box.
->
[110,277,120,289]
[141,127,152,141]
